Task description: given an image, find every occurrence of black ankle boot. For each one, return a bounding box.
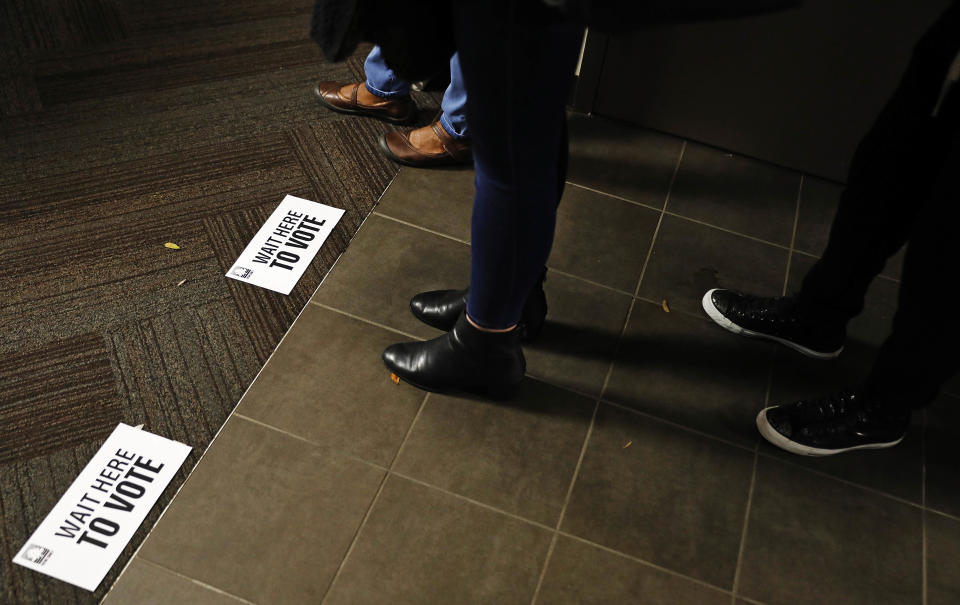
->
[409,271,548,342]
[382,313,525,399]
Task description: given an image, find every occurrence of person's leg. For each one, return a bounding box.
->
[377,51,474,167]
[798,0,960,329]
[315,45,414,123]
[363,45,411,98]
[864,86,960,410]
[703,2,960,360]
[381,1,582,396]
[756,126,959,456]
[456,1,583,329]
[439,53,469,139]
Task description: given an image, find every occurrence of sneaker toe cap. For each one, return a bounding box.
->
[765,407,794,438]
[708,289,737,315]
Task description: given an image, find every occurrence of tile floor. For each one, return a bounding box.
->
[101,114,960,605]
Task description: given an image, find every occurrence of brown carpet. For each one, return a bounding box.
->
[0,2,440,602]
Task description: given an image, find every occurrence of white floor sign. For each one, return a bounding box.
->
[14,424,192,591]
[226,195,345,295]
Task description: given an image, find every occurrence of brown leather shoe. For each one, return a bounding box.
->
[314,81,415,124]
[378,121,472,167]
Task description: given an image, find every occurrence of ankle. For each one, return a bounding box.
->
[465,314,516,333]
[356,82,398,105]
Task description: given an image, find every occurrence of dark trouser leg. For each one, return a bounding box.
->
[798,1,960,328]
[452,0,583,329]
[865,97,960,409]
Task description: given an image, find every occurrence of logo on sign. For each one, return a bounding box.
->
[231,267,253,279]
[23,545,52,566]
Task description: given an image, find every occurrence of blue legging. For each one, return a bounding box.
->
[454,1,584,329]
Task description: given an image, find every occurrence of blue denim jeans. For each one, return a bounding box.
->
[364,46,469,139]
[453,1,583,329]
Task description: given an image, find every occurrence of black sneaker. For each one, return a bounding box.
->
[757,389,910,456]
[701,288,844,359]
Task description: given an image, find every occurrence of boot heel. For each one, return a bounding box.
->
[519,316,544,342]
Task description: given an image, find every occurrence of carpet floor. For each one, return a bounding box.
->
[0,2,440,602]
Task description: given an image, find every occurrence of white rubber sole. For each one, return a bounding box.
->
[756,407,905,457]
[701,289,842,360]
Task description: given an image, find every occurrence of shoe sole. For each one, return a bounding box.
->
[389,372,520,401]
[313,85,414,125]
[756,407,905,456]
[701,289,842,360]
[384,357,522,401]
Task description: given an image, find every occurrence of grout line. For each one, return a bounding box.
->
[924,506,960,523]
[565,175,794,254]
[599,296,642,411]
[922,407,928,605]
[319,475,391,605]
[661,210,792,251]
[529,400,601,604]
[632,140,685,298]
[309,302,425,341]
[524,370,599,401]
[792,248,903,285]
[320,392,432,604]
[731,367,771,603]
[782,174,804,296]
[231,414,391,472]
[555,532,745,601]
[102,167,400,604]
[134,558,258,604]
[375,205,653,301]
[100,221,361,603]
[544,266,635,297]
[532,276,643,604]
[385,394,432,470]
[755,449,925,510]
[564,180,665,214]
[601,398,756,455]
[633,293,726,323]
[371,211,471,245]
[388,470,557,533]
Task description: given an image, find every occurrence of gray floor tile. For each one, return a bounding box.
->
[550,184,660,292]
[138,417,384,605]
[605,300,772,448]
[567,113,684,207]
[373,165,475,242]
[102,559,246,605]
[927,511,960,605]
[537,536,731,605]
[527,271,633,398]
[791,177,905,280]
[766,348,923,503]
[311,213,470,339]
[324,475,552,605]
[638,214,789,317]
[925,394,960,518]
[562,404,754,588]
[667,142,801,246]
[794,175,842,257]
[394,378,593,526]
[787,253,898,349]
[376,166,661,293]
[236,304,425,466]
[738,456,922,605]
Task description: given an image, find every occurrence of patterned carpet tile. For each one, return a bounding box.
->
[0,1,421,602]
